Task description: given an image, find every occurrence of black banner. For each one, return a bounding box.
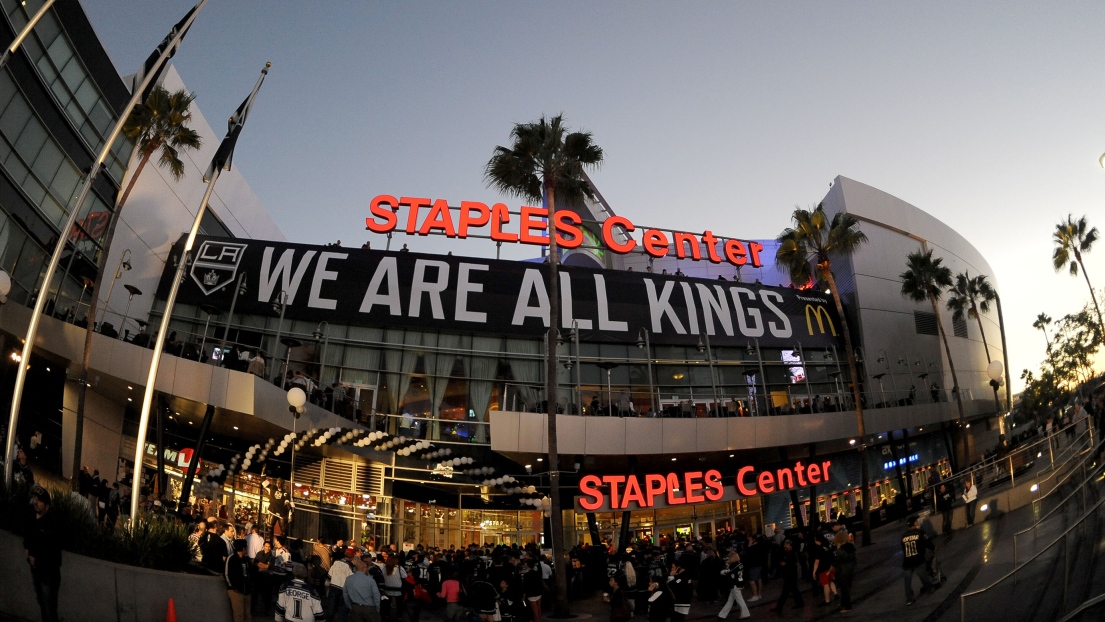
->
[158,236,845,349]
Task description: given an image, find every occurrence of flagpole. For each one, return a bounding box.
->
[129,63,270,527]
[3,0,209,487]
[128,167,220,524]
[0,0,58,70]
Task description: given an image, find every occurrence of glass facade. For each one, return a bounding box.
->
[151,297,862,448]
[0,0,131,317]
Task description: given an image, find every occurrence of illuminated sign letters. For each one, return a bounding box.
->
[366,195,764,270]
[577,461,833,511]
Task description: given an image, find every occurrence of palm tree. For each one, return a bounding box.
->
[900,250,966,429]
[775,204,871,544]
[1033,312,1053,350]
[71,87,201,489]
[948,271,1002,412]
[1052,215,1103,334]
[484,114,602,616]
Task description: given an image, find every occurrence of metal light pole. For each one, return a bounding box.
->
[796,342,813,411]
[636,328,656,415]
[287,387,306,529]
[197,304,221,354]
[0,0,57,70]
[97,249,132,327]
[570,321,582,414]
[313,321,329,387]
[216,273,247,362]
[697,331,719,414]
[755,340,769,415]
[270,291,287,380]
[5,0,211,487]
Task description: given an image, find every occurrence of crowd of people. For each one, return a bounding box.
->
[186,523,559,622]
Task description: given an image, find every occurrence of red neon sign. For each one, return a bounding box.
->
[577,460,833,510]
[366,195,764,269]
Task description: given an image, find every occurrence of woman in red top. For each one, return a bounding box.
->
[437,570,465,622]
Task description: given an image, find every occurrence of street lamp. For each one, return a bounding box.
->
[0,269,11,305]
[98,248,131,326]
[287,387,306,523]
[119,284,143,339]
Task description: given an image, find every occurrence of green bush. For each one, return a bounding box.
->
[0,481,195,572]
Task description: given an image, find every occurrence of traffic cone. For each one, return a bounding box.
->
[166,598,178,622]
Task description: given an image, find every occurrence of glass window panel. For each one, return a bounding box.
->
[59,54,83,91]
[22,175,46,207]
[4,154,28,186]
[0,73,16,111]
[34,11,60,49]
[0,224,27,277]
[13,116,47,157]
[11,237,45,291]
[64,99,83,125]
[45,34,70,68]
[74,79,97,110]
[41,194,66,228]
[0,94,32,141]
[31,139,63,179]
[79,121,98,147]
[48,161,79,204]
[89,100,111,134]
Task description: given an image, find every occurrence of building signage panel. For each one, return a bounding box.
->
[159,236,844,349]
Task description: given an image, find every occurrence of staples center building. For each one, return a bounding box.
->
[0,1,1010,547]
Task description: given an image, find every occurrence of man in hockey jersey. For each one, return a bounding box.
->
[276,563,327,622]
[901,515,936,605]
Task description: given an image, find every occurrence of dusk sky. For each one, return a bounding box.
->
[83,1,1105,392]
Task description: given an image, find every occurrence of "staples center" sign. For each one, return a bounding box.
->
[366,195,766,269]
[576,460,833,511]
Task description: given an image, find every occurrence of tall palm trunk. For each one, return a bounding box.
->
[930,296,966,466]
[822,268,872,545]
[70,143,155,489]
[1075,251,1105,335]
[543,183,570,617]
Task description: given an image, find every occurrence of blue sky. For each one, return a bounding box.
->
[83,1,1105,391]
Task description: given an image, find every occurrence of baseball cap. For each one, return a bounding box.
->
[31,485,50,504]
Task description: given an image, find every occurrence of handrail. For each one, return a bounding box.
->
[932,425,1089,514]
[1028,428,1095,498]
[1037,427,1092,476]
[960,473,1105,621]
[1013,440,1103,568]
[1025,437,1099,525]
[1056,591,1105,622]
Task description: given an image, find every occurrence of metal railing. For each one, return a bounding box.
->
[1013,445,1103,570]
[927,423,1092,517]
[959,492,1105,622]
[960,448,1105,621]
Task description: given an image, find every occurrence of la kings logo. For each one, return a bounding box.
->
[190,241,248,295]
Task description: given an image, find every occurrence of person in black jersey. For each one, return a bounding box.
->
[772,540,804,613]
[901,515,935,605]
